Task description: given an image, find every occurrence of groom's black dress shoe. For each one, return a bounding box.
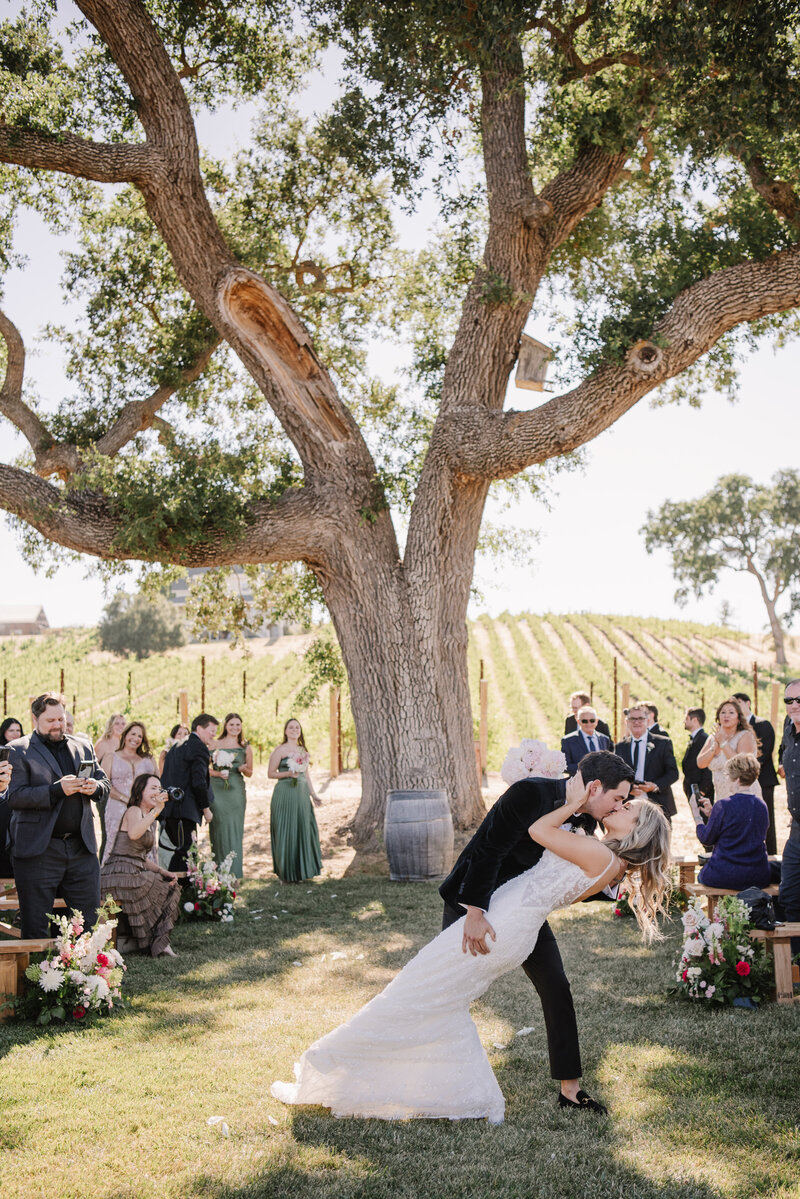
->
[558,1090,607,1114]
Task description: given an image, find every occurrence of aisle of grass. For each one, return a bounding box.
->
[2,878,799,1199]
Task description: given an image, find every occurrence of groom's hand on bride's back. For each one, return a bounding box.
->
[462,906,496,956]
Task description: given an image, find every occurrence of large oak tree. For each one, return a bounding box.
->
[1,0,799,839]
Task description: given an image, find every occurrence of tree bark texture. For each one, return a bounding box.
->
[2,5,800,837]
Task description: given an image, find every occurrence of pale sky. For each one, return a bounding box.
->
[1,31,799,635]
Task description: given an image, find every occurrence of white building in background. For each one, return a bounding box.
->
[0,605,49,635]
[167,567,294,641]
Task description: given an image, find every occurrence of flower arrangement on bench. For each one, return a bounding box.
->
[14,898,126,1025]
[673,895,773,1007]
[181,844,236,923]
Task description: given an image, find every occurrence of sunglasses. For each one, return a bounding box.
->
[579,718,597,724]
[785,695,800,706]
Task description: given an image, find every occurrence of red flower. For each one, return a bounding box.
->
[231,891,236,899]
[613,908,622,917]
[194,902,200,911]
[96,952,109,968]
[681,969,688,981]
[735,960,751,976]
[72,1006,86,1019]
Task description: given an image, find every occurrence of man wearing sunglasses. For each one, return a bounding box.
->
[561,707,612,776]
[778,680,800,955]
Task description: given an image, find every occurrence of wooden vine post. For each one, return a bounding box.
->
[126,671,132,712]
[752,661,759,714]
[60,667,65,694]
[179,689,189,727]
[479,659,488,787]
[770,681,780,734]
[201,655,206,710]
[2,679,6,717]
[621,682,630,730]
[330,686,341,778]
[242,669,247,701]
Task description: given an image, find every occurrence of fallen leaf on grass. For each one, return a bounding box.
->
[207,1117,230,1137]
[267,1116,279,1126]
[492,1042,507,1050]
[330,951,347,960]
[516,1027,535,1037]
[292,961,302,967]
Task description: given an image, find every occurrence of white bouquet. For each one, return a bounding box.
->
[213,749,237,787]
[500,738,566,785]
[285,751,309,787]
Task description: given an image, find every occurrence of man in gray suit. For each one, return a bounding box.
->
[8,692,110,938]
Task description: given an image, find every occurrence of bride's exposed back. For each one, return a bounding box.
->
[271,760,671,1124]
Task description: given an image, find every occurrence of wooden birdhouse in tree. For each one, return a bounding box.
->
[514,333,554,392]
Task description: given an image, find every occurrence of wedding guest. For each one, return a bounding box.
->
[7,693,110,938]
[644,703,670,743]
[696,698,760,801]
[160,713,217,873]
[694,754,770,890]
[268,718,322,883]
[158,723,190,775]
[615,705,678,821]
[99,721,158,866]
[681,707,714,802]
[778,679,800,957]
[0,717,23,746]
[209,713,253,880]
[94,713,127,762]
[561,707,612,776]
[732,691,779,855]
[564,692,611,739]
[94,713,126,855]
[101,773,180,957]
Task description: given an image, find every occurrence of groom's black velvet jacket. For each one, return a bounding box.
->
[439,777,572,913]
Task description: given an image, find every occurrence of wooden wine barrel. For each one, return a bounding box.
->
[384,790,454,882]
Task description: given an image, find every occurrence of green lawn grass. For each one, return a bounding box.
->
[2,879,799,1199]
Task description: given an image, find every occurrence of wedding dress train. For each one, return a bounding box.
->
[271,847,612,1123]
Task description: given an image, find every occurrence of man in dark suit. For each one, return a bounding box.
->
[561,707,612,776]
[7,692,110,938]
[644,703,671,745]
[160,712,218,871]
[440,749,634,1113]
[564,691,611,739]
[681,707,714,802]
[615,705,678,821]
[733,692,778,854]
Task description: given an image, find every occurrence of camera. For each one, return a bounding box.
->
[164,786,184,803]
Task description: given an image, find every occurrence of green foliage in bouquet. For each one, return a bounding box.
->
[11,898,127,1025]
[180,843,237,923]
[673,896,774,1007]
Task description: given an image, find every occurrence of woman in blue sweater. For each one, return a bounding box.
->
[696,753,770,889]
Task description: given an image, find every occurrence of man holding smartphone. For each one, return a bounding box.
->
[7,692,110,938]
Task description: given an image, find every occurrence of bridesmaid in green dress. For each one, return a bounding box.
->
[209,713,253,881]
[268,718,322,883]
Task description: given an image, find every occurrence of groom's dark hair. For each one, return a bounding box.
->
[577,750,635,791]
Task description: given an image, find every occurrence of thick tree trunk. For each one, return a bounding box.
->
[318,521,486,842]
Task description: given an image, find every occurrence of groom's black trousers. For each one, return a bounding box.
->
[442,901,582,1081]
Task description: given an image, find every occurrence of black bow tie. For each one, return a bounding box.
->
[568,813,597,834]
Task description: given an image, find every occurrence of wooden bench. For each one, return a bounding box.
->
[684,882,780,919]
[0,938,56,1021]
[749,924,800,1006]
[0,878,66,938]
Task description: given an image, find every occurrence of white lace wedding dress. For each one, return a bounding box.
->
[271,847,613,1123]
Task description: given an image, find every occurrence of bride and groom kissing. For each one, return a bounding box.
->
[272,750,671,1123]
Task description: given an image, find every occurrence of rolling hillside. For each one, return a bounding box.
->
[0,615,796,768]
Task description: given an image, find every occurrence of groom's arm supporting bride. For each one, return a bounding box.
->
[438,750,635,1112]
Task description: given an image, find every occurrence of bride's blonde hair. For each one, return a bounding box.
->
[605,799,672,943]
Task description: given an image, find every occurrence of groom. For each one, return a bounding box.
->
[439,750,635,1113]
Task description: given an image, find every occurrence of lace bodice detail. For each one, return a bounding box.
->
[271,848,612,1123]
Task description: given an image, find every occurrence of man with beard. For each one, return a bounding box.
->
[7,693,110,938]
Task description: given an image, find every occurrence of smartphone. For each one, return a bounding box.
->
[78,762,94,779]
[0,746,10,763]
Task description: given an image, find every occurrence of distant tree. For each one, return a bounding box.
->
[718,600,735,629]
[642,471,800,665]
[99,592,185,660]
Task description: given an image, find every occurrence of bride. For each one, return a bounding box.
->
[271,775,671,1124]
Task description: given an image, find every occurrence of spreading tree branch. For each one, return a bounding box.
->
[443,242,800,477]
[0,126,156,184]
[731,142,800,233]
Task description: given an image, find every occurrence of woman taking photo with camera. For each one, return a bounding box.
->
[100,773,181,957]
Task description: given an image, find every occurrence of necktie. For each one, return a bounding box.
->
[633,739,643,780]
[589,736,597,753]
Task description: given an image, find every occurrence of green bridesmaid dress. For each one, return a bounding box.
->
[270,757,322,882]
[209,745,247,880]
